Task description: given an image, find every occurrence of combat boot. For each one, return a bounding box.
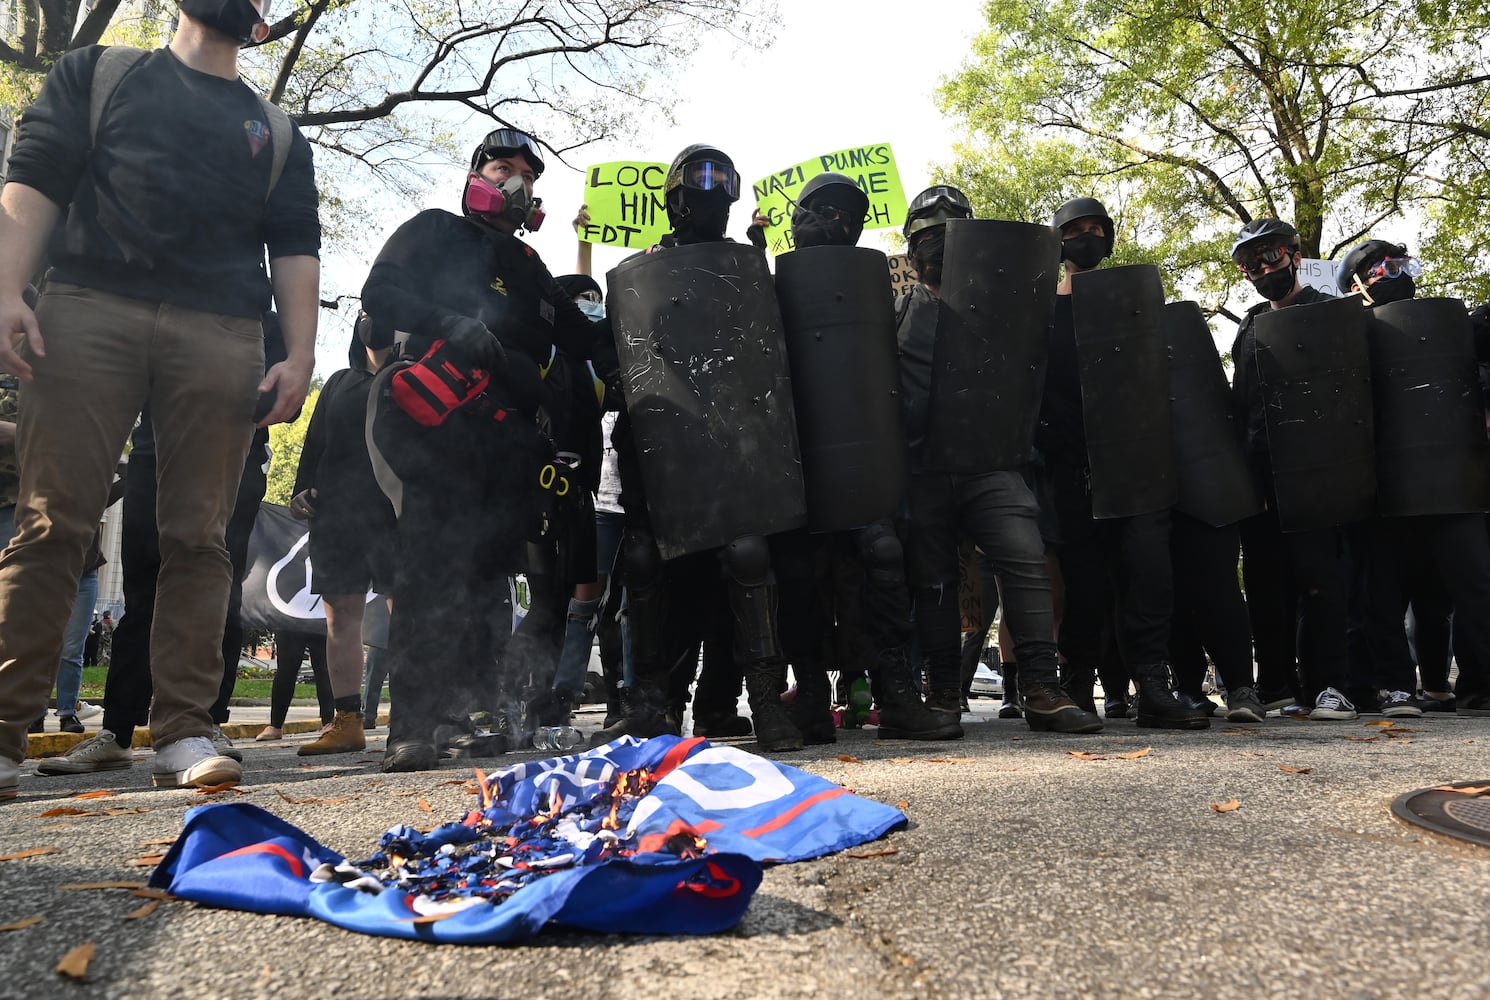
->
[745,663,803,753]
[1133,663,1209,730]
[875,649,962,740]
[297,711,367,756]
[1020,667,1103,734]
[787,667,837,745]
[586,680,677,748]
[1059,664,1098,714]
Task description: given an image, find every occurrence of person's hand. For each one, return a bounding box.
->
[289,488,317,520]
[572,204,592,234]
[437,313,507,373]
[255,354,313,428]
[750,208,771,229]
[0,287,44,381]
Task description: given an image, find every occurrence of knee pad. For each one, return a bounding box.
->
[858,524,906,588]
[622,529,663,589]
[719,534,772,586]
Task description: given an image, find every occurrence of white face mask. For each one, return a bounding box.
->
[576,299,605,322]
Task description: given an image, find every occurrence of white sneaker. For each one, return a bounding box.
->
[151,736,241,789]
[72,701,103,721]
[0,755,18,800]
[208,724,244,762]
[37,729,133,775]
[1309,687,1359,721]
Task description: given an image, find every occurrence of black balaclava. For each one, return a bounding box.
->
[910,228,947,288]
[1062,232,1107,270]
[1368,275,1415,305]
[672,188,732,245]
[178,0,268,44]
[1252,260,1297,302]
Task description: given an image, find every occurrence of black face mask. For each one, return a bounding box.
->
[179,0,267,45]
[910,228,946,287]
[1367,275,1415,305]
[1062,232,1107,270]
[672,188,732,245]
[791,210,855,249]
[1252,262,1296,302]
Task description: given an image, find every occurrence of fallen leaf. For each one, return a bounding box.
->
[896,801,910,810]
[125,854,166,867]
[1344,735,1379,742]
[435,779,470,787]
[1066,750,1106,761]
[37,808,97,817]
[847,848,899,859]
[56,942,95,979]
[276,790,315,804]
[1279,765,1313,774]
[0,916,45,932]
[1433,784,1490,795]
[139,838,176,847]
[923,757,973,764]
[125,900,159,921]
[1210,799,1241,813]
[1365,720,1397,728]
[101,808,151,815]
[72,790,117,800]
[58,882,146,891]
[1116,747,1153,760]
[130,888,175,901]
[0,848,61,862]
[836,755,863,764]
[390,790,420,797]
[192,783,242,795]
[417,798,433,812]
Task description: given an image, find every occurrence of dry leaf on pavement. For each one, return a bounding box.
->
[1344,735,1378,742]
[125,901,159,921]
[0,848,61,862]
[55,943,95,979]
[1116,748,1152,760]
[1210,799,1241,813]
[1067,750,1106,761]
[836,755,863,764]
[1279,765,1313,774]
[417,798,433,812]
[847,848,899,859]
[0,916,45,932]
[72,790,117,800]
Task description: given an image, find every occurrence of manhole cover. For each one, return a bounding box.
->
[1391,781,1490,847]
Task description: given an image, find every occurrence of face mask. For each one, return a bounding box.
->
[673,188,732,244]
[910,227,946,287]
[1366,274,1414,306]
[178,0,269,45]
[463,174,545,231]
[576,299,605,322]
[1062,232,1107,270]
[1252,261,1296,302]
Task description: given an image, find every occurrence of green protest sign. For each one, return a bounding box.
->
[580,161,671,249]
[751,143,908,256]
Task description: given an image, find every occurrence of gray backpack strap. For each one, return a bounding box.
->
[88,46,149,146]
[257,97,294,200]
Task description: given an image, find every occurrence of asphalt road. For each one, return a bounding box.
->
[3,703,1488,1000]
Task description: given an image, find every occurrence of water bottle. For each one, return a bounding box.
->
[848,676,873,728]
[532,726,584,752]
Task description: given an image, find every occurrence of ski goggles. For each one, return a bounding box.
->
[679,159,740,199]
[1361,256,1422,283]
[471,129,545,176]
[1235,243,1293,277]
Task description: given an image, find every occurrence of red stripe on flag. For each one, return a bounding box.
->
[741,787,848,839]
[219,841,305,878]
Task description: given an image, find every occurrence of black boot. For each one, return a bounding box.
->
[587,679,677,748]
[745,663,803,753]
[1021,665,1103,734]
[876,649,963,741]
[999,660,1023,718]
[1060,664,1098,714]
[787,667,837,745]
[1133,663,1209,730]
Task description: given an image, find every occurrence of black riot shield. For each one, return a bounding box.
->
[1368,297,1490,517]
[606,242,806,559]
[1252,295,1375,531]
[775,246,908,531]
[924,219,1060,473]
[1164,301,1263,526]
[1069,264,1177,518]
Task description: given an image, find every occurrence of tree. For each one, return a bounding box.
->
[264,378,321,506]
[936,0,1490,311]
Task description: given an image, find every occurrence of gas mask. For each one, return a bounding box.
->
[1062,232,1108,270]
[463,173,545,232]
[178,0,270,45]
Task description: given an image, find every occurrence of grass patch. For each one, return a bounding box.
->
[78,665,325,702]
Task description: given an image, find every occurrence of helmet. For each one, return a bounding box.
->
[798,171,869,217]
[664,144,741,202]
[1229,217,1299,263]
[903,185,973,238]
[1337,239,1409,294]
[469,127,545,177]
[1051,197,1115,257]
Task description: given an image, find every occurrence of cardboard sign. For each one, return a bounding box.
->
[580,160,671,249]
[751,142,908,256]
[959,547,983,635]
[887,253,919,299]
[1298,257,1341,297]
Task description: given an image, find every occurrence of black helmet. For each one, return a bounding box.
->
[798,171,869,217]
[1337,239,1408,294]
[903,185,973,238]
[1051,197,1115,256]
[664,144,741,202]
[469,127,545,177]
[1230,217,1300,263]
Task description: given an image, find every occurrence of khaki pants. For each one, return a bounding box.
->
[0,284,263,763]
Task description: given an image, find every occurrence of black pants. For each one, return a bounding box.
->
[270,630,332,727]
[1047,464,1172,670]
[1169,512,1253,693]
[1363,513,1490,697]
[103,426,267,740]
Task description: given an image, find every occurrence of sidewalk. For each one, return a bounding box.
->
[25,701,382,758]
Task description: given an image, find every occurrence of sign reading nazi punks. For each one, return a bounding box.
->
[753,142,908,256]
[580,161,671,249]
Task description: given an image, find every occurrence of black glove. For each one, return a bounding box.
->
[434,313,507,373]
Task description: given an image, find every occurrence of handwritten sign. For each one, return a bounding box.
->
[887,253,919,299]
[1298,257,1341,297]
[751,142,908,256]
[959,548,983,635]
[580,161,671,249]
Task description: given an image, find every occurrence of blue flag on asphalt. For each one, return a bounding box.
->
[151,736,906,944]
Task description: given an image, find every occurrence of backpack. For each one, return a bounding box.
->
[88,46,293,199]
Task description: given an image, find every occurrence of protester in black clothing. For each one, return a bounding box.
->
[361,127,611,772]
[256,630,333,739]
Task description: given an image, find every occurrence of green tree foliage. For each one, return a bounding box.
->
[264,378,322,506]
[937,0,1490,312]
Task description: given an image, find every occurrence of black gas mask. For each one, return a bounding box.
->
[178,0,270,45]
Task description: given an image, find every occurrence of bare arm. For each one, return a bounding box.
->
[258,254,320,427]
[573,204,593,276]
[0,183,63,379]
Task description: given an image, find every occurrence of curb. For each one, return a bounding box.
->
[26,715,390,759]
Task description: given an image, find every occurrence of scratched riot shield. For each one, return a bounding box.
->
[1367,297,1490,517]
[924,219,1060,473]
[606,242,806,559]
[775,245,907,531]
[1069,264,1176,518]
[1164,301,1263,526]
[1252,295,1375,531]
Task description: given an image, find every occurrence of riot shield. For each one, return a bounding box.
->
[1070,264,1177,518]
[1252,295,1375,531]
[1368,297,1490,517]
[606,242,806,559]
[1164,301,1263,526]
[776,246,908,531]
[924,219,1059,473]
